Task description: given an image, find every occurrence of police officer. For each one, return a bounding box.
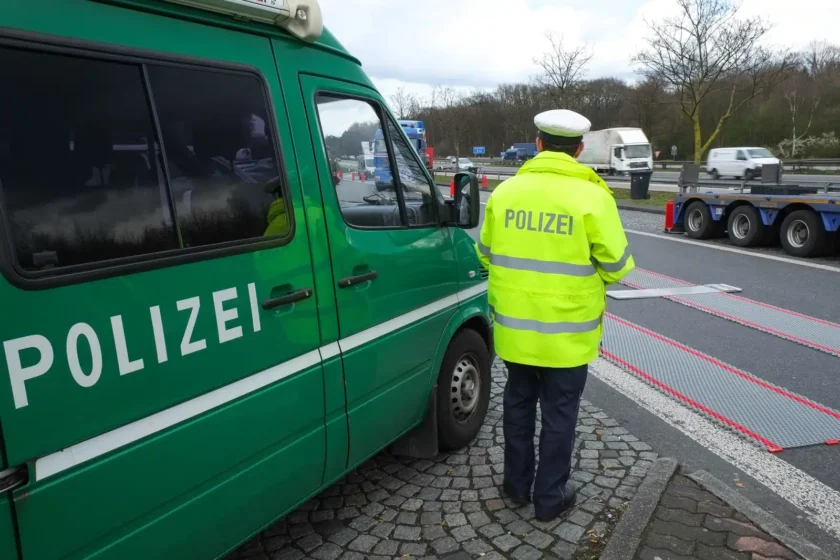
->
[475,109,634,521]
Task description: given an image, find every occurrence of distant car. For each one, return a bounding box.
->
[707,147,781,181]
[456,157,475,171]
[448,156,457,164]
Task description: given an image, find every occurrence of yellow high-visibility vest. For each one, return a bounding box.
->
[476,151,634,368]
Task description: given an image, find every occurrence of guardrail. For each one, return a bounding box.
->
[466,158,840,171]
[653,159,840,171]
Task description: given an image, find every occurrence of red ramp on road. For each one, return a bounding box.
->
[601,314,840,452]
[619,268,840,358]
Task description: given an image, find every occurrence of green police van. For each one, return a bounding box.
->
[0,1,493,558]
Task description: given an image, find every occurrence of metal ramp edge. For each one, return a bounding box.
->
[620,268,840,359]
[601,313,840,451]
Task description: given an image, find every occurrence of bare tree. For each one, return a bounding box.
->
[780,41,840,156]
[434,86,468,160]
[389,85,417,119]
[628,77,667,135]
[634,0,794,163]
[534,33,593,106]
[804,40,840,78]
[780,59,820,157]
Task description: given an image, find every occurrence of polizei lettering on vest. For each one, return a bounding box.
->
[2,283,262,410]
[504,209,573,235]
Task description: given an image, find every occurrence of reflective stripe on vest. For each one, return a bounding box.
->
[492,307,602,334]
[593,246,632,273]
[490,254,595,276]
[480,241,595,277]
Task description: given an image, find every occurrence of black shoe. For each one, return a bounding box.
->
[535,484,577,522]
[502,482,531,506]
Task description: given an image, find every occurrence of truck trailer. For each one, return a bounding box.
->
[674,182,840,258]
[577,128,653,175]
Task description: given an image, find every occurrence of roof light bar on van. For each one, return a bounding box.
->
[161,0,323,41]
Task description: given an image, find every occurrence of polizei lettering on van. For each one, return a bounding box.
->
[504,209,574,235]
[3,283,262,409]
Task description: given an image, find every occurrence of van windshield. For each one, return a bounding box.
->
[625,144,651,158]
[747,148,774,158]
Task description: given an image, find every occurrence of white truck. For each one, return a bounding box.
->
[577,127,653,175]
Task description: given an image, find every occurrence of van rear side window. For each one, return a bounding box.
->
[0,45,289,279]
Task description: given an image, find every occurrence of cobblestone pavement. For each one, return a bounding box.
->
[635,474,802,560]
[227,360,658,560]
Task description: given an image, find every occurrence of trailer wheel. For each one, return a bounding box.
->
[780,210,826,258]
[684,201,718,239]
[727,206,767,247]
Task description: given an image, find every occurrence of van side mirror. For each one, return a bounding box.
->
[454,172,480,228]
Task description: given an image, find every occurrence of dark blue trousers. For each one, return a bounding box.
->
[503,361,588,518]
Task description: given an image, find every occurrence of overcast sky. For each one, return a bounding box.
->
[319,0,839,104]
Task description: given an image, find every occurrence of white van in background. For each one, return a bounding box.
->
[706,147,781,180]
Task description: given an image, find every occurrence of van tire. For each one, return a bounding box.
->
[780,210,826,258]
[727,206,767,247]
[436,329,491,450]
[684,201,719,239]
[710,169,719,180]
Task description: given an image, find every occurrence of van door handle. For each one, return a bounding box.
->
[338,270,378,288]
[261,288,312,310]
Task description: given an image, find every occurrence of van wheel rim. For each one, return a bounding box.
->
[787,220,810,248]
[732,214,751,239]
[450,354,480,423]
[688,209,703,231]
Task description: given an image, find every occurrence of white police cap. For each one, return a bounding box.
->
[534,109,591,137]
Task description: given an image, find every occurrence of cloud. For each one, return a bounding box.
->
[321,0,592,88]
[320,0,839,98]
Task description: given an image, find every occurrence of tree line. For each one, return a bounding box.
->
[388,0,840,164]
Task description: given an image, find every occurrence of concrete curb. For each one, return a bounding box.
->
[615,200,666,215]
[599,457,678,560]
[688,470,831,560]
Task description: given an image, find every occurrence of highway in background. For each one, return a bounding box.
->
[469,165,840,185]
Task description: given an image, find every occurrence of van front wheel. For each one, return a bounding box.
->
[437,329,492,450]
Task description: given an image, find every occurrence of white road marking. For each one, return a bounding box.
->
[626,229,840,272]
[590,358,840,539]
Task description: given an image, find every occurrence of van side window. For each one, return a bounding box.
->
[737,150,747,161]
[0,47,179,272]
[0,45,290,279]
[314,95,403,229]
[385,118,438,226]
[148,65,285,247]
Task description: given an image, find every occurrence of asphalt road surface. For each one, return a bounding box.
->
[466,186,840,555]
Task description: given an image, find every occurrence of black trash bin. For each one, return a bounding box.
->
[629,170,653,200]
